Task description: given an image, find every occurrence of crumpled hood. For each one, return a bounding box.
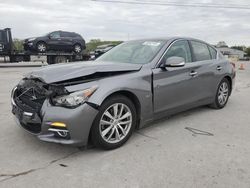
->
[26,61,142,84]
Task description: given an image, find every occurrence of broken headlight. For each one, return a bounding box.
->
[52,86,97,108]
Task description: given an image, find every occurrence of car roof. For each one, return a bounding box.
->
[129,37,209,45]
[53,30,77,34]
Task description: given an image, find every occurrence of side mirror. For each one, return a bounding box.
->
[161,56,185,68]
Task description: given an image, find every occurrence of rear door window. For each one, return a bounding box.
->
[69,33,77,37]
[190,41,211,61]
[50,31,60,39]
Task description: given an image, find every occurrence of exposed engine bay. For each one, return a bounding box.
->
[13,79,66,118]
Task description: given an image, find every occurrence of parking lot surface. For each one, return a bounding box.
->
[0,62,250,188]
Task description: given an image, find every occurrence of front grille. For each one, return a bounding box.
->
[13,79,48,134]
[15,87,46,113]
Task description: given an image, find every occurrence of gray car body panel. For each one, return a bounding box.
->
[38,101,98,146]
[12,37,235,146]
[26,61,142,83]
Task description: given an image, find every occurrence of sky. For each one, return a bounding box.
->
[0,0,250,46]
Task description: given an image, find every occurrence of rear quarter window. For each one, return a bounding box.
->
[190,41,211,61]
[61,32,68,37]
[68,33,77,37]
[208,46,217,59]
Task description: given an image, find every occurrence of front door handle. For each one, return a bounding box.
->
[189,71,197,77]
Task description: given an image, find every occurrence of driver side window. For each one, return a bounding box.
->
[163,40,192,63]
[50,32,60,39]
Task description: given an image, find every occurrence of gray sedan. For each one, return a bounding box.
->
[11,37,235,150]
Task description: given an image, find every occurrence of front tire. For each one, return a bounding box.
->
[36,42,47,53]
[210,78,230,109]
[90,95,137,150]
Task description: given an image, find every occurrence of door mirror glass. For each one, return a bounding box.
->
[162,56,185,68]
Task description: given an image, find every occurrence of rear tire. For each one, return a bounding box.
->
[90,95,137,150]
[209,78,230,109]
[73,44,82,54]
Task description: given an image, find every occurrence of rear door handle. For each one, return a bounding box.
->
[217,66,222,71]
[189,71,197,77]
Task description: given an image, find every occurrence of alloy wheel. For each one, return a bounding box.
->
[218,82,229,106]
[99,103,132,144]
[37,43,46,52]
[74,45,82,53]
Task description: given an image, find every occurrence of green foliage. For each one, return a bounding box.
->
[245,47,250,57]
[230,45,250,57]
[231,45,246,51]
[85,39,123,53]
[13,38,24,52]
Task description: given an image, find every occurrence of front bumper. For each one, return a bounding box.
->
[23,42,36,51]
[12,94,99,146]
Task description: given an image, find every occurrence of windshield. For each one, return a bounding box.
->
[96,40,166,64]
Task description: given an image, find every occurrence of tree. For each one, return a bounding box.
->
[216,41,228,48]
[85,39,123,53]
[245,47,250,57]
[13,38,24,52]
[231,45,247,51]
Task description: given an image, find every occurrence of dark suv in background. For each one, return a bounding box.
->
[23,31,85,54]
[94,44,116,58]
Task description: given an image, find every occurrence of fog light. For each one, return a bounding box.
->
[47,122,66,128]
[48,128,70,139]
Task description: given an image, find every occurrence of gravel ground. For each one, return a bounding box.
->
[0,61,249,188]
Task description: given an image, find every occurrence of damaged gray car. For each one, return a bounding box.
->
[11,37,235,150]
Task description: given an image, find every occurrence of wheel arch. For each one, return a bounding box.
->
[36,40,46,45]
[101,90,141,129]
[73,42,82,47]
[224,75,232,95]
[87,89,142,146]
